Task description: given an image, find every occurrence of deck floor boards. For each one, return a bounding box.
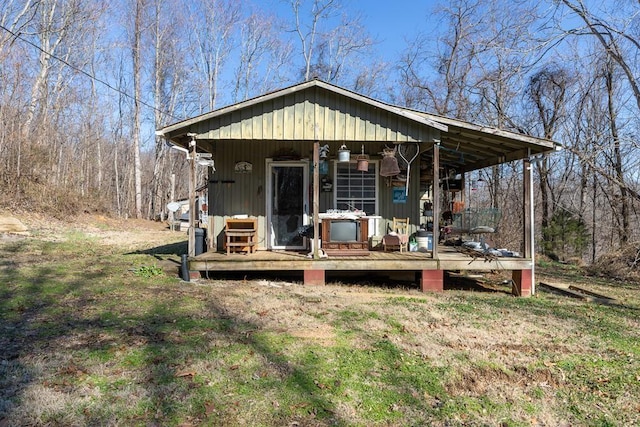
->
[190,245,529,272]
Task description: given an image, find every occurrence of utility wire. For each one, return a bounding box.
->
[0,23,182,122]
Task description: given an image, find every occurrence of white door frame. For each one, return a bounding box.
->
[265,159,309,250]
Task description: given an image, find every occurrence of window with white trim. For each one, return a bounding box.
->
[334,161,378,214]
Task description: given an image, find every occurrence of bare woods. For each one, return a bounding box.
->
[1,0,639,264]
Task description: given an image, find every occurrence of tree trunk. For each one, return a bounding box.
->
[604,63,629,244]
[132,0,144,219]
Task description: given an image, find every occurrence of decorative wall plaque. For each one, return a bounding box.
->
[234,161,253,173]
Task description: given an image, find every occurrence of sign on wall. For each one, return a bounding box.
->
[393,187,407,204]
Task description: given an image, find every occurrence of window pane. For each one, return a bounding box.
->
[335,161,377,214]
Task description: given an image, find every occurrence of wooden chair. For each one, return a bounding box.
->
[383,217,410,252]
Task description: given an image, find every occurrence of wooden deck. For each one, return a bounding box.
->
[190,245,531,273]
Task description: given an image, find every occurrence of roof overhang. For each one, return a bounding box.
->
[419,113,558,171]
[157,79,558,171]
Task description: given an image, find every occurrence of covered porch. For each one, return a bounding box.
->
[157,79,556,297]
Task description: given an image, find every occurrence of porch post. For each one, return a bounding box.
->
[313,140,320,259]
[432,143,440,257]
[304,269,325,286]
[513,155,534,297]
[188,134,197,257]
[523,156,532,259]
[512,269,532,297]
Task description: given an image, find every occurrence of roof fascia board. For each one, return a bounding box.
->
[420,113,556,149]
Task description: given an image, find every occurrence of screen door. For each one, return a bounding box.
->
[266,160,309,250]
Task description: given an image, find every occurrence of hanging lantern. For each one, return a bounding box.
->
[379,146,400,176]
[356,144,369,172]
[337,144,351,162]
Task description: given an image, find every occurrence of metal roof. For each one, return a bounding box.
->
[157,79,558,171]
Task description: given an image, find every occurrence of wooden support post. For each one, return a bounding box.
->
[188,135,197,257]
[512,269,532,297]
[313,139,320,259]
[420,269,443,292]
[304,269,325,286]
[523,157,532,259]
[432,144,440,257]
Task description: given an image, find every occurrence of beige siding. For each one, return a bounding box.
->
[198,87,438,143]
[273,96,284,139]
[206,139,429,248]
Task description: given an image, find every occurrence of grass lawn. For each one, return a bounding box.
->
[1,217,639,426]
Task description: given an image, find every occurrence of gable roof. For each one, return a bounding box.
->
[157,79,557,171]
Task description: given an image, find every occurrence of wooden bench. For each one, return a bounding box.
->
[225,218,257,255]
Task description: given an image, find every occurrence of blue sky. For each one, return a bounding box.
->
[352,0,433,59]
[264,0,435,61]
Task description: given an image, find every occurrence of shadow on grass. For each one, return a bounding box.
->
[14,235,640,424]
[0,239,348,425]
[125,240,188,277]
[444,272,511,294]
[127,239,188,258]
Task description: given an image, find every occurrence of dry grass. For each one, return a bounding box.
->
[1,215,639,426]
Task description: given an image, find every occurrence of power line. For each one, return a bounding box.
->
[0,23,182,122]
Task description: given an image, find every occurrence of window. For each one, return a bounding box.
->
[334,161,378,214]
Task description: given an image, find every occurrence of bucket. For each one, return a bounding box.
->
[309,239,322,252]
[337,144,350,162]
[356,155,369,171]
[416,232,433,251]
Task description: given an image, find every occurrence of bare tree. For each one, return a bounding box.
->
[0,0,37,197]
[188,0,240,111]
[0,0,38,56]
[397,0,484,117]
[131,0,145,219]
[21,0,83,137]
[232,12,282,102]
[555,1,640,248]
[148,0,189,220]
[289,0,337,82]
[311,11,375,85]
[602,58,630,243]
[559,0,640,112]
[526,66,570,254]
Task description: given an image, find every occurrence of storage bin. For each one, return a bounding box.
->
[416,232,433,251]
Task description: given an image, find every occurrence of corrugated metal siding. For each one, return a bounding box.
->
[217,141,265,216]
[206,139,429,245]
[208,140,314,249]
[377,165,423,236]
[202,87,438,143]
